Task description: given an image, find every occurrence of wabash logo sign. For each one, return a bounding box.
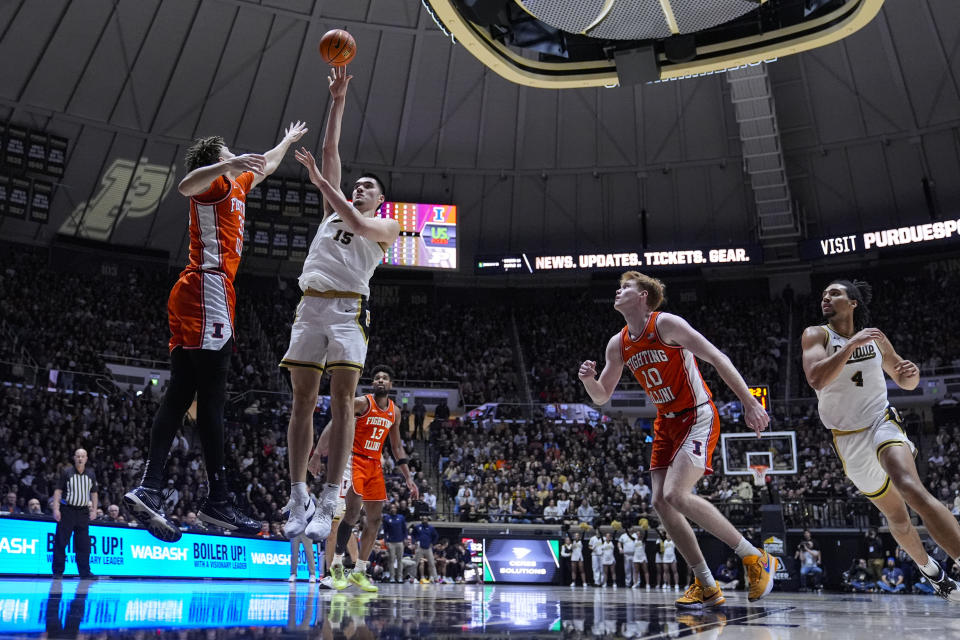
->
[0,537,38,555]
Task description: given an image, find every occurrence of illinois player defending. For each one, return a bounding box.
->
[578,271,776,609]
[125,123,307,541]
[802,279,960,600]
[282,67,401,541]
[309,365,418,591]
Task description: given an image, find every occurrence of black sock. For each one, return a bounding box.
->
[336,520,354,555]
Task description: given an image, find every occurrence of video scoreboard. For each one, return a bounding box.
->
[378,201,457,270]
[245,199,457,271]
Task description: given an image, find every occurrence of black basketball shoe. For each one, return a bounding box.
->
[124,486,182,543]
[198,498,261,534]
[928,565,960,602]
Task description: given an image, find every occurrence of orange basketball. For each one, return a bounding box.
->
[319,29,356,67]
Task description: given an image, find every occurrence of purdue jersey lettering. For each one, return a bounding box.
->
[816,326,888,431]
[298,214,385,296]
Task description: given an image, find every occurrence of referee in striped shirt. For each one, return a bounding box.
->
[52,448,98,578]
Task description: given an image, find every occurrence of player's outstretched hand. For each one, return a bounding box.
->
[407,479,419,501]
[894,359,919,378]
[284,120,308,142]
[848,328,884,349]
[227,153,266,175]
[578,360,597,381]
[744,398,770,438]
[294,147,325,184]
[328,65,352,99]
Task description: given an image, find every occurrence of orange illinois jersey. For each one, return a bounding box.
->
[620,311,712,414]
[353,395,396,457]
[185,172,253,281]
[167,172,253,352]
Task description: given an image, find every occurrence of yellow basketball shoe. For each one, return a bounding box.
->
[675,579,726,609]
[330,563,349,591]
[744,550,779,601]
[348,570,379,593]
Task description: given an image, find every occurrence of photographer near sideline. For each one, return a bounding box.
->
[796,529,823,591]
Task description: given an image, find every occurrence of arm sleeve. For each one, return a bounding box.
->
[57,469,68,492]
[192,176,231,203]
[88,469,98,493]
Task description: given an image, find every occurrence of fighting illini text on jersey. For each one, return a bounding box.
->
[168,172,253,351]
[620,311,712,414]
[353,395,396,457]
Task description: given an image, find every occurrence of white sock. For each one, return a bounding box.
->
[917,558,941,579]
[690,561,717,589]
[324,482,339,493]
[355,560,367,572]
[733,536,762,559]
[291,482,308,501]
[331,553,344,567]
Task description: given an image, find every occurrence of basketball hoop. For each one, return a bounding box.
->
[749,464,769,488]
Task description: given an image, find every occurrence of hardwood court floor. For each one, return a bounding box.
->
[2,577,959,638]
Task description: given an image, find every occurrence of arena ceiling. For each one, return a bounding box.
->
[0,0,958,271]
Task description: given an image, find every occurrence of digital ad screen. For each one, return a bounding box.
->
[482,538,560,584]
[378,202,457,270]
[0,518,316,580]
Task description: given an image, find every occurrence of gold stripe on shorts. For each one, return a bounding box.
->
[303,289,361,299]
[863,477,891,500]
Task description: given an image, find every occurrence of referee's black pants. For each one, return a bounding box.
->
[52,505,92,576]
[142,338,233,500]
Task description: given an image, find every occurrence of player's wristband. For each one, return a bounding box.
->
[397,457,410,467]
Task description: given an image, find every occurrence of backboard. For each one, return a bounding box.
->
[719,430,797,476]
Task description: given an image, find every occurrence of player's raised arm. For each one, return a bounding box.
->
[875,331,920,391]
[578,333,624,406]
[388,413,418,500]
[178,154,265,197]
[295,148,400,244]
[321,66,351,216]
[658,313,769,436]
[801,325,883,391]
[250,121,308,188]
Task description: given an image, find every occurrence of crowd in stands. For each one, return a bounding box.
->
[4,243,960,591]
[0,384,422,536]
[925,424,960,510]
[429,405,877,531]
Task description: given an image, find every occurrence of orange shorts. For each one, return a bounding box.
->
[168,270,236,351]
[650,402,721,475]
[339,454,386,502]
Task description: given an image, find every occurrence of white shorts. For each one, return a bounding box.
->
[280,293,370,374]
[633,549,647,564]
[831,407,916,499]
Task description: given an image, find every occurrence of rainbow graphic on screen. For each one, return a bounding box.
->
[378,202,457,270]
